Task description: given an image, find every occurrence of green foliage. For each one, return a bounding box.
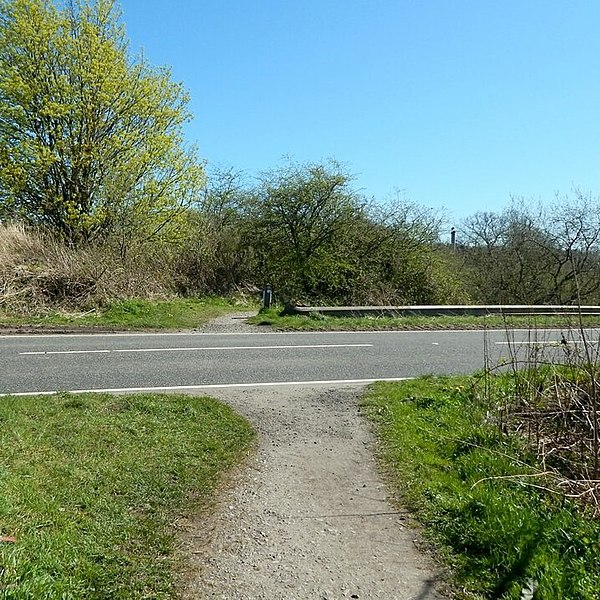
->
[363,377,600,599]
[227,158,459,305]
[244,159,358,301]
[0,392,255,598]
[0,0,204,246]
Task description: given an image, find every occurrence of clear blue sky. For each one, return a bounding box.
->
[118,0,600,224]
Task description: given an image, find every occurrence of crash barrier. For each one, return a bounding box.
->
[281,304,600,317]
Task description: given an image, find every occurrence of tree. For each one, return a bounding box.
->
[244,159,362,301]
[176,166,254,294]
[459,194,600,304]
[540,191,600,304]
[242,159,452,304]
[0,0,204,247]
[459,205,549,303]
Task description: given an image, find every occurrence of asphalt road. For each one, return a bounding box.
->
[1,327,589,396]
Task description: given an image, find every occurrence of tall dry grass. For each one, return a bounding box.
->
[0,223,176,314]
[485,320,600,513]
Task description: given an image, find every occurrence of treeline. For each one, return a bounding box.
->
[184,171,600,307]
[456,192,600,305]
[1,0,600,311]
[176,161,462,305]
[0,158,465,310]
[4,161,600,310]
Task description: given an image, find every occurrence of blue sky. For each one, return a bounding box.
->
[117,0,600,225]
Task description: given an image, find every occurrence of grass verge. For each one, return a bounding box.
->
[0,297,256,330]
[251,308,600,332]
[362,376,600,599]
[0,392,255,599]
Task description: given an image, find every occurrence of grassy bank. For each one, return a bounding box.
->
[251,308,600,332]
[0,297,256,330]
[363,376,600,599]
[0,392,255,599]
[5,299,600,333]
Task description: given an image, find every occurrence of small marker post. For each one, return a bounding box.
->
[261,284,273,309]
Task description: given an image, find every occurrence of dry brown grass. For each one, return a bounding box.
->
[488,326,600,514]
[0,223,176,313]
[504,373,600,509]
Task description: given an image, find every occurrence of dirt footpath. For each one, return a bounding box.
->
[178,384,445,600]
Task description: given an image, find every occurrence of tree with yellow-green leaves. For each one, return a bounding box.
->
[0,0,204,248]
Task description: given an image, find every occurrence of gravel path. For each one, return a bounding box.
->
[177,383,445,599]
[195,311,262,334]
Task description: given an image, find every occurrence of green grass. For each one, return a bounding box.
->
[251,307,600,331]
[0,392,255,599]
[0,297,256,330]
[5,299,600,332]
[363,376,600,600]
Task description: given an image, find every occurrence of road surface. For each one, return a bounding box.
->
[0,327,587,395]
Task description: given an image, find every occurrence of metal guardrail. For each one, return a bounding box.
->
[282,304,600,317]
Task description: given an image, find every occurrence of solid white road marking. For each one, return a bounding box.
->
[0,377,412,397]
[19,343,373,356]
[494,340,600,345]
[20,349,112,355]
